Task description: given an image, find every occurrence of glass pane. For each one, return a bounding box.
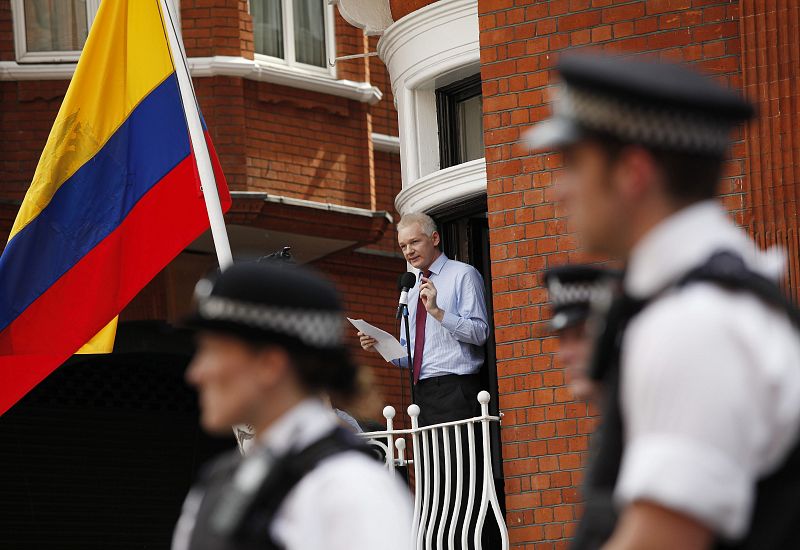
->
[293,0,326,67]
[253,0,284,59]
[456,95,485,163]
[23,0,88,53]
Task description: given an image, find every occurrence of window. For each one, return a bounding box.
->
[11,0,180,64]
[436,74,485,169]
[251,0,335,73]
[11,0,100,62]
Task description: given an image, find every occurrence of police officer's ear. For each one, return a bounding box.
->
[612,145,662,204]
[251,345,294,390]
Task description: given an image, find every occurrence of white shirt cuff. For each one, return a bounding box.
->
[440,311,460,333]
[615,434,752,540]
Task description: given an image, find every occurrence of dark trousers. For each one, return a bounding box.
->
[416,373,481,426]
[415,374,501,550]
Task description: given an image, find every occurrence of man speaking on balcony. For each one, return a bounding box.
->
[359,212,489,425]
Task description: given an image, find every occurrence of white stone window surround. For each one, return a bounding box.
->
[395,157,486,215]
[376,0,487,215]
[0,56,381,104]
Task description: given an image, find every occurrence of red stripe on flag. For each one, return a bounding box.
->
[205,130,232,211]
[0,151,224,415]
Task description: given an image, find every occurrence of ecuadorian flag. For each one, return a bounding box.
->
[0,0,231,415]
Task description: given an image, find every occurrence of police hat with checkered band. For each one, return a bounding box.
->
[544,265,621,332]
[185,261,352,368]
[525,52,754,155]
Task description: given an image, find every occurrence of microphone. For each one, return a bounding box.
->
[396,272,417,319]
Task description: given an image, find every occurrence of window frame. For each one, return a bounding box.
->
[11,0,182,64]
[436,73,484,170]
[252,0,337,79]
[11,0,101,63]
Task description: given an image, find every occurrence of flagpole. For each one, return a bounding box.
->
[158,0,255,454]
[158,0,233,271]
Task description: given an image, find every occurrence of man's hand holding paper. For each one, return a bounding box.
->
[348,318,406,362]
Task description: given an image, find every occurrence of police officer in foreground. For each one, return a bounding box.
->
[543,265,620,404]
[171,262,412,550]
[527,53,800,549]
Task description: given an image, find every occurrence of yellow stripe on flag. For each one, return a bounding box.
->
[76,316,119,354]
[9,0,175,242]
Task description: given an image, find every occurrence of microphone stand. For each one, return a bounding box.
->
[399,304,416,404]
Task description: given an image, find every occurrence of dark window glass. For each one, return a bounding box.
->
[436,74,485,169]
[23,0,88,52]
[293,0,326,67]
[253,0,328,68]
[253,0,285,59]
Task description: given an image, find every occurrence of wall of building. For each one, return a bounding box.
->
[738,0,800,304]
[9,0,793,544]
[0,5,382,210]
[476,1,798,547]
[0,0,12,60]
[0,0,406,420]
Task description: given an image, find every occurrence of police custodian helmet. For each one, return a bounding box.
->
[544,265,621,332]
[184,261,356,394]
[526,52,754,155]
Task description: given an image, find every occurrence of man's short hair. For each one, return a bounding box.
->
[591,131,724,204]
[398,212,437,237]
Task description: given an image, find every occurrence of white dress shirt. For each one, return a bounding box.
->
[615,201,800,540]
[172,399,413,550]
[397,253,489,379]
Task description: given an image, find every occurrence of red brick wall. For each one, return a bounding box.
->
[181,0,251,58]
[0,0,12,61]
[0,1,401,211]
[335,11,371,83]
[369,35,400,137]
[0,76,379,219]
[739,1,800,303]
[372,150,404,252]
[193,76,249,190]
[367,34,402,254]
[240,79,374,207]
[478,1,747,547]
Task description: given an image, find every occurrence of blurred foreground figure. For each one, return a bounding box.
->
[172,262,412,550]
[528,53,800,550]
[544,265,621,404]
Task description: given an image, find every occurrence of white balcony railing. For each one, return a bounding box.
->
[359,391,509,550]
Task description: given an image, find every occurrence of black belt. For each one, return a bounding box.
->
[417,373,480,386]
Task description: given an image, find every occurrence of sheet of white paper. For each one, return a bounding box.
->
[347,318,407,362]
